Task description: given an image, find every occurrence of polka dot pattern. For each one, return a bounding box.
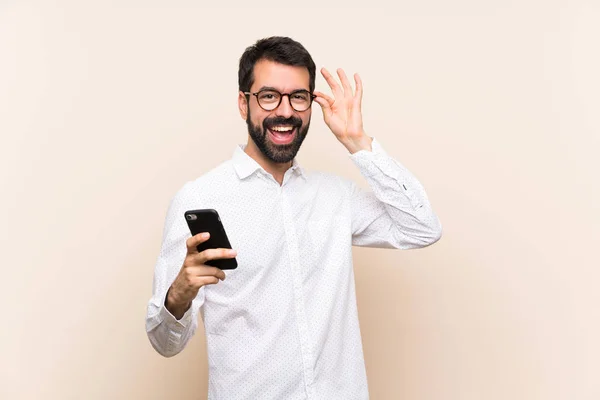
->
[146,139,442,399]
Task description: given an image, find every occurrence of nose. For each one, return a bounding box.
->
[275,94,294,118]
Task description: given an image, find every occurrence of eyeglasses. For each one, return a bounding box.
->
[244,89,316,112]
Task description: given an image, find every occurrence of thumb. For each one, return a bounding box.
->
[313,96,332,121]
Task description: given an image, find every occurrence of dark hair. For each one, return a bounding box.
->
[238,36,316,93]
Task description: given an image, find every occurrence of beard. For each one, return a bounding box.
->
[246,111,310,164]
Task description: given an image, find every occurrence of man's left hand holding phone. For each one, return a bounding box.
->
[165,228,237,321]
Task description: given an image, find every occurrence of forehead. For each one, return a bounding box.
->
[251,59,310,92]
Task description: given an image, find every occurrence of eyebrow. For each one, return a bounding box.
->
[257,86,310,93]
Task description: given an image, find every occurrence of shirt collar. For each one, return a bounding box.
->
[232,145,306,180]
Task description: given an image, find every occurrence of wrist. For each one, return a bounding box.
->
[165,287,191,319]
[342,134,372,154]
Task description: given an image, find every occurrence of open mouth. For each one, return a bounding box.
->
[267,125,297,145]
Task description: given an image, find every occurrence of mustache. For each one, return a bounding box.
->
[263,116,302,130]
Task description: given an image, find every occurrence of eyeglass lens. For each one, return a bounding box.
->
[257,90,312,111]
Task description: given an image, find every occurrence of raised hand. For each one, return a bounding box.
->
[313,67,372,153]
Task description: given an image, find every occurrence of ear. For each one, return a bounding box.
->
[238,91,248,120]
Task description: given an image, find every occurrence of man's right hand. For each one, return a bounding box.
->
[165,232,237,319]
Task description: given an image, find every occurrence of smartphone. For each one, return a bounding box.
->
[184,209,238,270]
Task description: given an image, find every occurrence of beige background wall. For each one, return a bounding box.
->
[1,1,598,399]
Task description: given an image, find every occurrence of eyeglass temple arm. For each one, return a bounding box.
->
[243,91,316,97]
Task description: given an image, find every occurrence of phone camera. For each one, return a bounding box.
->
[186,214,198,221]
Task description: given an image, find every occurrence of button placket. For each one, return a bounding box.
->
[280,188,315,397]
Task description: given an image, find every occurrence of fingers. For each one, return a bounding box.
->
[313,91,333,117]
[320,67,362,102]
[321,67,343,99]
[313,90,334,106]
[353,73,363,111]
[186,232,210,254]
[183,265,227,282]
[313,95,332,121]
[336,68,353,99]
[172,263,226,307]
[195,248,237,265]
[173,244,232,306]
[194,275,221,287]
[183,235,235,283]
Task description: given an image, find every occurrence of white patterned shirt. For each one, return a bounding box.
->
[145,138,442,400]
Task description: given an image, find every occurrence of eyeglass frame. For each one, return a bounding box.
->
[244,88,317,112]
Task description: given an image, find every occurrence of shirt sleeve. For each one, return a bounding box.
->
[145,183,205,357]
[349,138,442,249]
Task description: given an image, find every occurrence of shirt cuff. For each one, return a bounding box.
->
[158,290,193,331]
[349,138,389,177]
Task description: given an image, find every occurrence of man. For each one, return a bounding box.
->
[146,36,442,399]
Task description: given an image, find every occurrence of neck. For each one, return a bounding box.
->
[244,136,292,185]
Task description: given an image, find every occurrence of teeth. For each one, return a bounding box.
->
[270,126,294,132]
